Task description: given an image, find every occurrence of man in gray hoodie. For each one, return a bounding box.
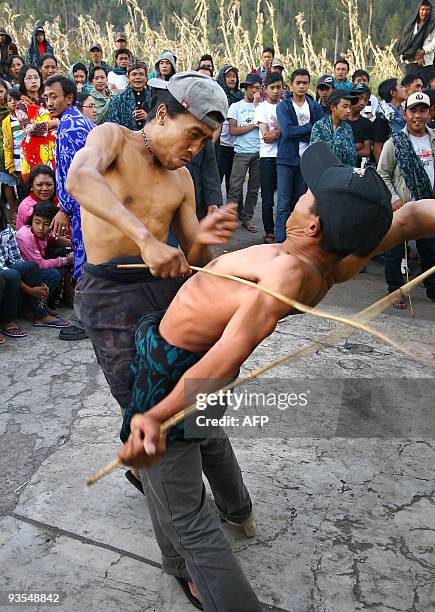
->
[154,50,176,81]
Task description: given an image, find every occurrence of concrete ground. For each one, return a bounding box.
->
[1,202,435,612]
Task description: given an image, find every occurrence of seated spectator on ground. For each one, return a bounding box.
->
[71,62,89,93]
[0,203,69,337]
[2,89,26,205]
[154,50,176,81]
[108,48,130,92]
[197,54,214,76]
[16,165,56,231]
[402,72,425,96]
[347,83,373,166]
[76,92,97,124]
[6,55,24,88]
[316,74,334,116]
[87,43,112,73]
[113,32,128,50]
[107,61,150,130]
[372,78,407,163]
[38,53,58,84]
[352,68,379,120]
[333,58,352,89]
[311,89,358,165]
[88,65,115,124]
[26,26,53,67]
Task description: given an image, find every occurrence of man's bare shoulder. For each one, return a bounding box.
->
[85,122,127,148]
[258,252,306,294]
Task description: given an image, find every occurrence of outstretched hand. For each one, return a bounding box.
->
[118,413,166,469]
[196,203,239,245]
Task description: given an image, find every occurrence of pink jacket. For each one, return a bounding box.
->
[15,225,67,270]
[16,195,36,231]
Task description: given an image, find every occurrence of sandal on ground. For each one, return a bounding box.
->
[33,318,71,328]
[0,332,5,344]
[391,294,407,309]
[174,577,203,610]
[242,221,258,233]
[125,470,144,495]
[263,233,275,244]
[1,325,27,338]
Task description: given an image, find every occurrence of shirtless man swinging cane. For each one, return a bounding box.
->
[115,143,435,611]
[69,73,261,611]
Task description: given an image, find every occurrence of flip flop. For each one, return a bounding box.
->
[174,577,203,610]
[242,222,258,233]
[391,295,407,309]
[1,326,27,338]
[263,233,275,244]
[125,470,144,495]
[33,319,71,328]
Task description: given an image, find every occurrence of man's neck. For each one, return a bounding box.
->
[350,109,360,120]
[244,96,253,103]
[332,115,341,129]
[266,97,279,105]
[407,126,427,138]
[280,235,338,275]
[293,93,306,105]
[390,98,402,109]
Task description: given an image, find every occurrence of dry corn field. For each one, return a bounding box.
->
[0,0,402,80]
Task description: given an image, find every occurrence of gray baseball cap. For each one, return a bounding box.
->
[147,71,228,130]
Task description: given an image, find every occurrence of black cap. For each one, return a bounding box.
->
[351,82,371,96]
[317,74,334,88]
[328,89,358,105]
[240,73,262,88]
[300,142,392,256]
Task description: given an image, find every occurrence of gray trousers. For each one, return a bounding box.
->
[227,152,260,224]
[139,430,262,612]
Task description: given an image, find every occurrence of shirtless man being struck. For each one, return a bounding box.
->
[118,143,435,610]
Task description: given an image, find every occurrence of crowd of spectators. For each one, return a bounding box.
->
[1,5,435,344]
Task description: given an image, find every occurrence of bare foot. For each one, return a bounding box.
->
[188,582,201,603]
[34,315,71,327]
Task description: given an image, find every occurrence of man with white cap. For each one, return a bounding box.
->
[377,90,435,307]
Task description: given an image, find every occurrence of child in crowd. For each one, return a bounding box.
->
[2,88,26,207]
[0,79,19,222]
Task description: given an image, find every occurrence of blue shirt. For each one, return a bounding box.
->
[227,99,260,154]
[56,106,95,280]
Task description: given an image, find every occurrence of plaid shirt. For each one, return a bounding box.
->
[0,226,22,270]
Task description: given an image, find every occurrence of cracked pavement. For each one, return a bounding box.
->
[1,209,435,611]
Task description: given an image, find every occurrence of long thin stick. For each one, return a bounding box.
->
[86,262,435,487]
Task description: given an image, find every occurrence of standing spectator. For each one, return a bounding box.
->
[107,61,150,130]
[107,48,130,92]
[26,26,53,67]
[186,140,223,220]
[255,72,283,243]
[87,43,112,73]
[88,65,114,125]
[6,55,24,88]
[402,73,425,96]
[333,58,352,90]
[227,72,262,232]
[113,32,128,50]
[17,65,58,179]
[377,91,435,307]
[275,68,323,243]
[352,69,379,120]
[71,62,89,93]
[197,54,214,76]
[397,0,435,82]
[44,75,95,340]
[76,92,97,123]
[0,30,15,78]
[256,46,274,80]
[311,90,358,165]
[270,58,289,95]
[0,203,68,336]
[372,78,407,163]
[154,50,176,81]
[38,54,58,83]
[216,65,244,201]
[2,89,25,204]
[316,74,334,116]
[347,83,373,167]
[16,165,56,231]
[0,79,17,221]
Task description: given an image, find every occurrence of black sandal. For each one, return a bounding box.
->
[175,577,203,610]
[125,470,144,494]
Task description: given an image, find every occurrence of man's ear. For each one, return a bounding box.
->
[305,215,322,237]
[156,103,167,125]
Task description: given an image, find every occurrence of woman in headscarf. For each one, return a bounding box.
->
[25,26,54,67]
[396,0,435,81]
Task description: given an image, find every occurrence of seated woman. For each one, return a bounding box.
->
[16,201,74,310]
[0,203,70,337]
[16,165,56,230]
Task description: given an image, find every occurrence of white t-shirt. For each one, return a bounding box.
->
[107,71,128,90]
[292,99,310,157]
[254,100,280,157]
[220,120,235,147]
[409,132,435,187]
